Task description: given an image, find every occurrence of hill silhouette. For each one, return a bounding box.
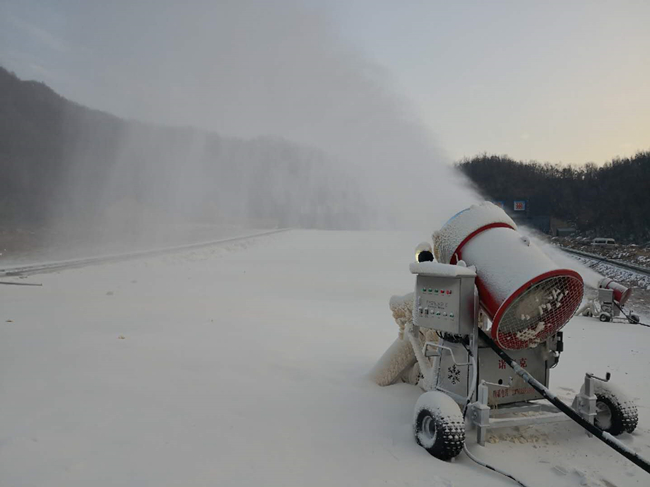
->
[0,67,365,244]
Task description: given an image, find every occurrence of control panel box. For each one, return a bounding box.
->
[411,262,476,336]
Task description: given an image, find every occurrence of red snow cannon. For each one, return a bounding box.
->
[598,278,632,307]
[434,202,584,350]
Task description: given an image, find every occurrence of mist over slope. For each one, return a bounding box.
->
[0,67,366,239]
[1,1,481,260]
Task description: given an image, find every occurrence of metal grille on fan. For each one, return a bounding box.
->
[493,274,584,349]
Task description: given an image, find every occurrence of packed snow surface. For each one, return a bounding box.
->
[1,230,649,487]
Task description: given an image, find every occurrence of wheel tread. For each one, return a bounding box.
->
[414,392,465,461]
[594,383,638,435]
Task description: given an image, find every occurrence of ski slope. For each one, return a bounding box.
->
[1,230,649,487]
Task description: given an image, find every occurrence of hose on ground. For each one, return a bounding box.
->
[460,342,530,487]
[462,444,530,487]
[614,301,650,328]
[478,328,650,475]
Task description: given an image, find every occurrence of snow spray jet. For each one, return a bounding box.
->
[522,230,604,289]
[37,0,479,254]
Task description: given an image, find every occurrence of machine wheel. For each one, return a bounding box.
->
[599,313,611,322]
[629,314,640,324]
[413,391,465,460]
[593,383,638,435]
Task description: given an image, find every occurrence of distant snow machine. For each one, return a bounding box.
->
[578,277,641,324]
[371,202,639,463]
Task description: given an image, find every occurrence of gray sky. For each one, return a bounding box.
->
[2,0,649,165]
[330,1,650,165]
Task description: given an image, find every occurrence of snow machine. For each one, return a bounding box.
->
[372,202,639,461]
[578,277,641,324]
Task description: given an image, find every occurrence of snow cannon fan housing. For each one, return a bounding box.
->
[599,278,631,307]
[433,203,584,350]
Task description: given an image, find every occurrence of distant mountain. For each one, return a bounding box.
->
[0,67,366,239]
[456,153,650,242]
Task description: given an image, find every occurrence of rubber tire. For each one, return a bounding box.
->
[599,313,610,322]
[593,384,638,435]
[630,314,640,324]
[413,391,465,460]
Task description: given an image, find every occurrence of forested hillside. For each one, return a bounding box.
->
[0,67,365,239]
[456,153,650,242]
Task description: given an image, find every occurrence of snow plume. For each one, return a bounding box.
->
[527,234,604,289]
[36,0,478,251]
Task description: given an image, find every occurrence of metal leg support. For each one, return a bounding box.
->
[470,382,491,446]
[573,373,598,437]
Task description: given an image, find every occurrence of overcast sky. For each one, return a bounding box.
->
[1,0,649,165]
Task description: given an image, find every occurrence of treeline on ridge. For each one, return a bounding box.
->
[456,153,650,242]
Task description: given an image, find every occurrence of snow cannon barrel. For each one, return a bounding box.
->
[598,278,631,306]
[433,202,584,350]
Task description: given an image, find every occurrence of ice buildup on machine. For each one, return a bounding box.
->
[372,202,638,462]
[433,202,584,349]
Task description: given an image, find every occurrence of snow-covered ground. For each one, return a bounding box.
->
[1,230,649,486]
